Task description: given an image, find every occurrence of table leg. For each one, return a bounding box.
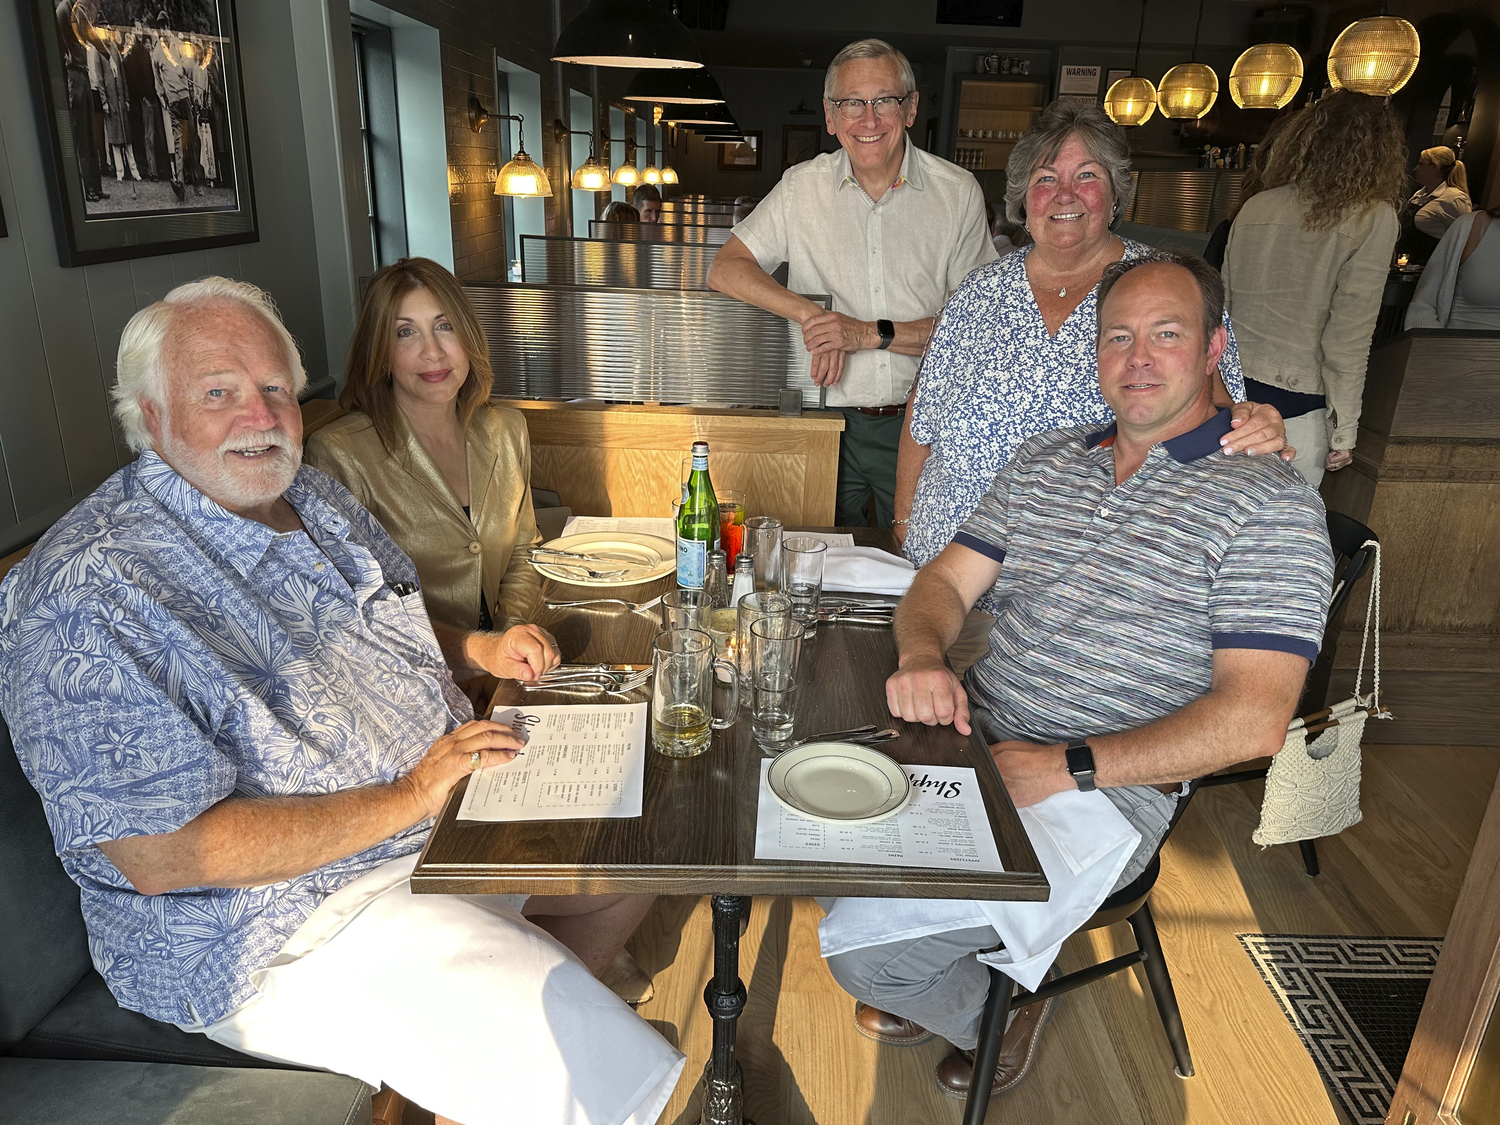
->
[700,894,755,1125]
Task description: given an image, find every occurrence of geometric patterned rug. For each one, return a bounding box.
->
[1238,935,1443,1125]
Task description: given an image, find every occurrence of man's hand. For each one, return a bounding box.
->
[885,656,971,735]
[1326,448,1353,472]
[810,347,847,387]
[1221,400,1293,461]
[802,310,873,357]
[990,740,1071,809]
[473,624,560,681]
[402,720,527,820]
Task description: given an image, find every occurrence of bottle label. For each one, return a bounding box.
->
[677,537,707,589]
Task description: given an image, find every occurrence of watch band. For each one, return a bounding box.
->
[877,319,895,350]
[1065,738,1097,792]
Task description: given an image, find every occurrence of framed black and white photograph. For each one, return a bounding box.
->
[718,131,762,172]
[27,0,257,267]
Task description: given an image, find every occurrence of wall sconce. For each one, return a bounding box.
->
[607,136,641,186]
[554,121,610,191]
[494,113,552,198]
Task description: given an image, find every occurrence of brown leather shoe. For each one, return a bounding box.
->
[934,980,1059,1098]
[853,1001,934,1045]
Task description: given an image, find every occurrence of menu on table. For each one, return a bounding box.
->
[753,760,1004,872]
[457,704,648,822]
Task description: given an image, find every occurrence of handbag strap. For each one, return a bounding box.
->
[1351,539,1393,718]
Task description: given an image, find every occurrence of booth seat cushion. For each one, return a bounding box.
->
[0,1058,372,1125]
[11,971,277,1068]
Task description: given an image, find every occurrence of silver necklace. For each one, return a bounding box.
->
[1031,241,1116,298]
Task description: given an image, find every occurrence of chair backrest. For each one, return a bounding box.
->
[1325,510,1378,620]
[0,713,93,1048]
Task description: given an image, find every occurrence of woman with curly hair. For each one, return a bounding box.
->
[1223,90,1406,486]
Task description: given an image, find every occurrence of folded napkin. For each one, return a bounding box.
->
[822,546,916,595]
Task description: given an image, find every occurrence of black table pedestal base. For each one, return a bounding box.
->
[700,894,755,1125]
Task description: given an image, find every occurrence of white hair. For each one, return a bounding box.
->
[112,276,306,453]
[824,39,916,101]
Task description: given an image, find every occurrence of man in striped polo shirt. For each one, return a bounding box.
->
[823,254,1334,1098]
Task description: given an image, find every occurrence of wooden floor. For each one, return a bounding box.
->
[626,743,1499,1125]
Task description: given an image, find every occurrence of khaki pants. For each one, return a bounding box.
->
[1284,411,1330,489]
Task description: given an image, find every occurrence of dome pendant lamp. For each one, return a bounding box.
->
[623,67,726,106]
[552,0,703,69]
[493,114,552,198]
[1158,0,1218,119]
[1327,14,1420,97]
[1105,0,1158,126]
[1229,43,1303,109]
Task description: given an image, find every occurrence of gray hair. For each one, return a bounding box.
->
[824,39,916,101]
[1096,251,1225,344]
[1003,100,1135,226]
[113,276,306,453]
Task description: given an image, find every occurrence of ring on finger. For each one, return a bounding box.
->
[469,750,482,769]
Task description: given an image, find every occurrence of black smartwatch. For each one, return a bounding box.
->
[1064,738,1097,792]
[876,318,895,350]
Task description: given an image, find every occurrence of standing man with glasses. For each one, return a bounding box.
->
[708,39,996,528]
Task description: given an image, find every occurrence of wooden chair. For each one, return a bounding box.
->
[961,783,1201,1125]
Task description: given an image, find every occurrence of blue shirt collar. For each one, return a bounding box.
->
[1084,407,1234,463]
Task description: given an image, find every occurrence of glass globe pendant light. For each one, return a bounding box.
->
[493,114,552,198]
[1105,0,1158,126]
[1327,15,1420,97]
[1229,43,1303,109]
[1158,0,1218,119]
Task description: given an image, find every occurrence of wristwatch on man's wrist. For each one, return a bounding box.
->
[1064,738,1097,792]
[876,319,895,350]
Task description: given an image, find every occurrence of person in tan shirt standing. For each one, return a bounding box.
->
[1223,91,1405,487]
[306,258,543,635]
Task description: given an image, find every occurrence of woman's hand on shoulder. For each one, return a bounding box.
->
[1223,401,1294,462]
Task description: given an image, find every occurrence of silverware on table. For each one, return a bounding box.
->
[530,548,648,566]
[529,559,635,580]
[781,725,901,751]
[545,594,665,614]
[521,668,653,695]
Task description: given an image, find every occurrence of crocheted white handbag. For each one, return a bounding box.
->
[1254,540,1392,847]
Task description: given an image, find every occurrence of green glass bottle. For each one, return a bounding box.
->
[676,441,721,589]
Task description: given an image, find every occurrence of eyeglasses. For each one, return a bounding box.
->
[828,93,913,121]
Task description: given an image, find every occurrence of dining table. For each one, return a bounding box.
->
[411,528,1049,1125]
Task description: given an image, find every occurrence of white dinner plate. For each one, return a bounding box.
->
[768,742,913,825]
[530,532,677,588]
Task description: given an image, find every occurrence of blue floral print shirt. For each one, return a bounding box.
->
[905,240,1246,611]
[0,452,471,1024]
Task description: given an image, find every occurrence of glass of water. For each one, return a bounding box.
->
[749,617,805,750]
[662,588,711,632]
[780,536,828,634]
[651,629,739,758]
[744,516,784,590]
[736,590,792,681]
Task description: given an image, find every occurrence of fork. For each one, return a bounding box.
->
[545,594,665,615]
[532,560,634,580]
[781,727,901,751]
[522,669,652,695]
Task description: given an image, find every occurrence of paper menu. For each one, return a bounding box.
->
[561,516,676,541]
[754,761,1004,872]
[457,703,648,822]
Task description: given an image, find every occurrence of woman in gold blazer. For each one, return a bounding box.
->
[306,258,542,634]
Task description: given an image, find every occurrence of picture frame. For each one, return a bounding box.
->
[718,131,762,172]
[26,0,258,267]
[782,124,819,170]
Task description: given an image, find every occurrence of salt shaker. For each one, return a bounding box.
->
[730,553,755,607]
[704,550,730,609]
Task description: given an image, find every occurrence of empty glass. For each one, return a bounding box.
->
[749,617,805,749]
[736,590,792,681]
[780,536,828,633]
[662,588,711,632]
[651,629,739,758]
[744,516,784,591]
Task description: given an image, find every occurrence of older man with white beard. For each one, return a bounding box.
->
[0,278,684,1125]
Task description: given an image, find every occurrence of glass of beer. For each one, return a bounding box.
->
[651,629,739,758]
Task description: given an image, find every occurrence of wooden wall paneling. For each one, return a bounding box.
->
[128,257,179,308]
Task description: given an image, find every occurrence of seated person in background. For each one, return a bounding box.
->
[601,200,640,223]
[1406,202,1500,331]
[632,183,663,222]
[0,278,683,1125]
[822,254,1332,1100]
[1400,146,1471,264]
[306,258,542,635]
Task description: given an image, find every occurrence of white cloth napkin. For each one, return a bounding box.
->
[822,545,916,595]
[818,789,1140,993]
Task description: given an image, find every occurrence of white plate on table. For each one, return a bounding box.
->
[768,742,912,825]
[530,532,676,588]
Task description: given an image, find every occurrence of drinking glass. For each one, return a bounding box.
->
[736,590,792,681]
[749,617,805,749]
[662,588,711,632]
[651,629,739,758]
[716,488,747,568]
[780,536,828,633]
[744,516,784,591]
[709,607,739,660]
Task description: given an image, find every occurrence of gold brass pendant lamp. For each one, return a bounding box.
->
[1158,0,1218,119]
[1105,0,1158,126]
[1327,14,1421,97]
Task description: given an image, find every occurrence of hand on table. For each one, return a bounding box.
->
[886,657,970,735]
[403,720,527,818]
[476,623,561,681]
[1222,400,1294,462]
[1326,448,1353,472]
[990,740,1070,809]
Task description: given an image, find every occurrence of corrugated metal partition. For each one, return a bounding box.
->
[1124,170,1246,233]
[521,237,719,289]
[589,221,734,244]
[662,201,735,215]
[467,284,828,407]
[658,211,734,227]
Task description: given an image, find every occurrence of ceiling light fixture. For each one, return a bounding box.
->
[1327,15,1420,97]
[1158,0,1218,119]
[552,0,703,69]
[623,67,727,105]
[1229,42,1303,109]
[1105,0,1158,126]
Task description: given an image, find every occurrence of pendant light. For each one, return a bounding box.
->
[623,67,726,106]
[552,0,703,69]
[1158,0,1218,119]
[1327,15,1420,97]
[555,122,612,192]
[1229,43,1303,109]
[493,114,552,198]
[609,137,641,186]
[1105,0,1158,126]
[661,165,679,184]
[665,103,735,127]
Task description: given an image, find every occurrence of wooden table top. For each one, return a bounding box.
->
[411,529,1047,901]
